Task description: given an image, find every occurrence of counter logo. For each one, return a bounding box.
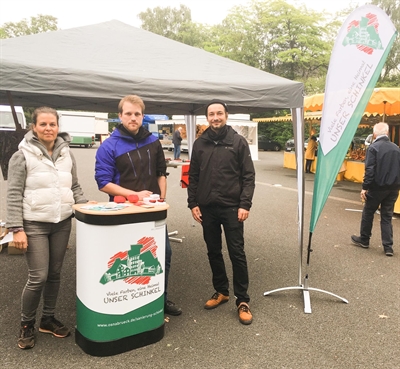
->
[99,236,163,285]
[342,13,383,55]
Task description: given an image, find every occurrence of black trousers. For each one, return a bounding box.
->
[360,189,399,248]
[305,159,313,173]
[200,205,250,306]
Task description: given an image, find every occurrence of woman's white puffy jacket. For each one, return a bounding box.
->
[6,130,87,228]
[19,138,74,223]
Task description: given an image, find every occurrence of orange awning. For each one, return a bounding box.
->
[304,87,400,117]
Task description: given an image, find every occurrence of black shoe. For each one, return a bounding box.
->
[18,321,35,349]
[39,316,70,338]
[351,235,369,248]
[384,247,394,257]
[165,300,182,316]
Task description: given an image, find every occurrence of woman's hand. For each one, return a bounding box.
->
[13,231,28,251]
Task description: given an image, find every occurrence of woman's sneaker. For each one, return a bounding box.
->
[39,316,70,338]
[18,321,35,349]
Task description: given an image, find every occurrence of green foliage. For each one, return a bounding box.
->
[138,5,210,48]
[205,0,332,88]
[257,122,293,147]
[371,0,400,85]
[0,14,57,38]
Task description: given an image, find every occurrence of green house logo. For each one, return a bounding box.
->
[99,236,163,285]
[342,13,383,54]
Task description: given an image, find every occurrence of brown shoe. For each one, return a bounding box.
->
[238,302,253,325]
[204,292,229,310]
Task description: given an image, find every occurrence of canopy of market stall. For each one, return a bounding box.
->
[303,87,400,118]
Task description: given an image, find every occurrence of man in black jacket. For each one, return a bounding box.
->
[187,100,255,325]
[351,122,400,256]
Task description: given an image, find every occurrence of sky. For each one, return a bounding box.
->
[0,0,368,30]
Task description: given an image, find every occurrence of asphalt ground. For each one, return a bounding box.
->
[0,148,399,369]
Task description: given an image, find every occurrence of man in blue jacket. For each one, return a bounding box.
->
[187,100,255,325]
[351,122,400,256]
[95,95,182,316]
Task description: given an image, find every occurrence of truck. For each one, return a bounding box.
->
[58,111,98,148]
[94,114,109,142]
[0,105,27,131]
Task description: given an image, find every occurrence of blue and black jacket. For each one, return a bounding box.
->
[95,125,166,199]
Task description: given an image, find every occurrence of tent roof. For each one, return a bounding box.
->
[0,20,303,115]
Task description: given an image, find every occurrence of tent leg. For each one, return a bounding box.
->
[264,274,348,314]
[168,231,183,243]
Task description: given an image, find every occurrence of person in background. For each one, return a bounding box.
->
[6,107,88,349]
[187,100,255,325]
[305,135,318,173]
[172,126,183,160]
[95,94,182,316]
[351,122,400,256]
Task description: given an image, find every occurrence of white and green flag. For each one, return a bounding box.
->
[309,5,397,233]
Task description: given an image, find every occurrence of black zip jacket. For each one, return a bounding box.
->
[363,135,400,191]
[187,125,255,210]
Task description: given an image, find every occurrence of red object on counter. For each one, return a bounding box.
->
[114,196,126,203]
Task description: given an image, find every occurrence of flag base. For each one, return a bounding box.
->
[263,275,348,314]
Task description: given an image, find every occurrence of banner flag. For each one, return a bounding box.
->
[309,5,397,233]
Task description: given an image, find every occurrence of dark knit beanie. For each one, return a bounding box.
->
[204,100,228,116]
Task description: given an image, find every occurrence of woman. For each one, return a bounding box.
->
[305,135,318,173]
[6,107,88,350]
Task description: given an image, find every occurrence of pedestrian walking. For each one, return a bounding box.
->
[351,122,400,256]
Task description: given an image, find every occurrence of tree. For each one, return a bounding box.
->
[138,5,209,48]
[204,0,333,94]
[0,14,58,38]
[371,0,400,86]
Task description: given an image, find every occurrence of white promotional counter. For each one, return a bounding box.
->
[73,202,169,356]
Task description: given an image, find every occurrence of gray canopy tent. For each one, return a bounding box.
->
[0,20,303,114]
[0,20,319,311]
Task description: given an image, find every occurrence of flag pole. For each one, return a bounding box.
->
[264,4,396,313]
[263,109,348,314]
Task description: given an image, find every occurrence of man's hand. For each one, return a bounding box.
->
[129,190,152,200]
[191,206,202,223]
[361,189,368,202]
[238,208,249,222]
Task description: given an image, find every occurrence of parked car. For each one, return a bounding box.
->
[285,138,295,152]
[167,139,188,153]
[258,135,281,151]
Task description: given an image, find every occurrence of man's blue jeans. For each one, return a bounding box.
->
[173,144,181,160]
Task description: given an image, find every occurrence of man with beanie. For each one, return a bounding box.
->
[351,122,400,256]
[187,100,255,325]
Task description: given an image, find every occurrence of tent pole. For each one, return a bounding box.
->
[6,91,23,131]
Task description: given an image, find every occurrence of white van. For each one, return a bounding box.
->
[0,105,27,131]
